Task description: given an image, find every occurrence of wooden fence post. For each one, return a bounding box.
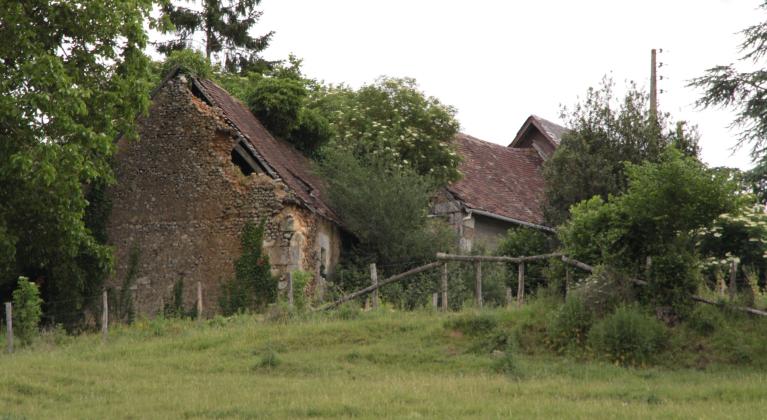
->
[101,290,108,342]
[197,281,203,320]
[287,272,294,308]
[475,261,483,308]
[5,302,12,354]
[729,260,738,302]
[506,287,513,307]
[441,263,448,311]
[370,263,378,309]
[517,262,525,307]
[432,293,438,308]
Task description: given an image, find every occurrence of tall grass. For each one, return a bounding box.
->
[0,306,766,419]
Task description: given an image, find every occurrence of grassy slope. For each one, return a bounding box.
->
[1,308,766,419]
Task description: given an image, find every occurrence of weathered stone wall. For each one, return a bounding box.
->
[107,77,339,316]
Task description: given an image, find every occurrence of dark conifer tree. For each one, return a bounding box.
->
[158,0,274,73]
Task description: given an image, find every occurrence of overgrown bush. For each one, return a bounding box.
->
[289,270,312,311]
[643,249,701,320]
[12,277,43,346]
[496,227,555,295]
[320,147,455,308]
[686,305,725,337]
[568,266,634,317]
[160,49,213,79]
[546,298,593,351]
[588,305,667,366]
[219,220,277,315]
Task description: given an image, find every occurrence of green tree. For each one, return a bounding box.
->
[158,0,273,73]
[559,148,739,316]
[496,227,555,294]
[316,77,461,185]
[319,147,455,305]
[543,78,698,225]
[0,1,153,326]
[690,1,767,160]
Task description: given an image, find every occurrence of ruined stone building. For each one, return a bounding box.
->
[433,115,567,251]
[107,68,342,315]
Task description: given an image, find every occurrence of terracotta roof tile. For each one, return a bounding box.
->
[194,79,340,225]
[448,133,547,226]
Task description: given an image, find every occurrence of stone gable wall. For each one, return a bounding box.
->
[107,77,339,316]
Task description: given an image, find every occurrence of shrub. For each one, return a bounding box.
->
[643,249,701,320]
[255,348,281,370]
[289,270,312,311]
[161,49,212,79]
[547,298,593,351]
[219,220,277,315]
[333,301,361,321]
[12,277,43,346]
[568,266,634,317]
[496,226,555,295]
[248,76,306,138]
[686,305,725,337]
[588,305,667,366]
[264,301,296,323]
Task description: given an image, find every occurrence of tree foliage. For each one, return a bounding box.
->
[543,78,699,225]
[319,147,455,307]
[12,277,43,346]
[690,1,767,159]
[316,77,461,185]
[496,227,555,294]
[0,1,153,326]
[158,0,273,73]
[559,148,739,316]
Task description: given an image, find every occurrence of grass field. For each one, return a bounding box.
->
[1,306,767,419]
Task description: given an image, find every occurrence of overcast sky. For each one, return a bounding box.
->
[252,0,761,169]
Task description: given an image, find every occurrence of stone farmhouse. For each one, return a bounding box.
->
[107,67,566,314]
[432,115,567,251]
[107,68,343,315]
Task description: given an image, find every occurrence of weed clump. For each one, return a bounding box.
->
[443,313,498,336]
[686,305,725,337]
[492,348,522,378]
[255,348,281,370]
[588,305,667,366]
[546,297,593,351]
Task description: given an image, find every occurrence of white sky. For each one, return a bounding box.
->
[252,0,762,170]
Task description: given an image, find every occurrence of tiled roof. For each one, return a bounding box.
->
[533,115,568,145]
[194,78,341,225]
[509,114,569,148]
[448,133,547,227]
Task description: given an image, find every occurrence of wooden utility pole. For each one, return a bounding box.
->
[5,302,12,354]
[370,263,379,309]
[650,48,658,121]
